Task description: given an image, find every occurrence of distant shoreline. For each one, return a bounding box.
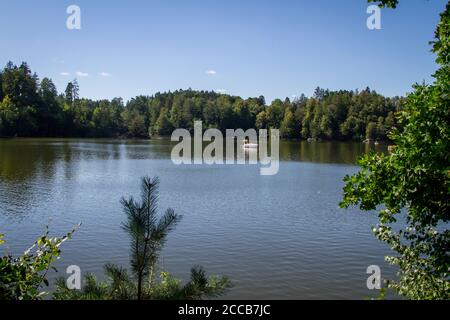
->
[0,135,392,144]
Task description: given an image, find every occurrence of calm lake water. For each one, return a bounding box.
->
[0,138,396,299]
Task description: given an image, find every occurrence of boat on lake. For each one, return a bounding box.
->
[243,143,258,149]
[242,139,258,149]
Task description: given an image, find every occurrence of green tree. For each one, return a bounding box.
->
[368,0,398,8]
[0,95,19,136]
[65,82,74,104]
[255,110,268,130]
[64,79,79,106]
[169,96,184,128]
[154,108,173,136]
[54,177,231,300]
[280,108,297,139]
[92,101,112,137]
[121,176,181,300]
[39,77,62,136]
[0,227,77,300]
[122,108,148,138]
[233,100,254,130]
[341,1,449,300]
[319,112,333,139]
[365,121,377,140]
[266,99,284,129]
[0,62,40,136]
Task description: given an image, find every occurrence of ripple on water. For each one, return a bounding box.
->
[0,139,396,299]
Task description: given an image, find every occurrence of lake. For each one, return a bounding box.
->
[0,138,396,299]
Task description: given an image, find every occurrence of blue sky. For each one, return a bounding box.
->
[0,0,446,102]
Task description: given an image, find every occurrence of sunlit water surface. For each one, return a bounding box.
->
[0,138,396,299]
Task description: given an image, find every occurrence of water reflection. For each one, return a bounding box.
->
[281,141,386,164]
[0,138,385,220]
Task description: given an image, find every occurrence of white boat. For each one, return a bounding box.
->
[243,143,258,149]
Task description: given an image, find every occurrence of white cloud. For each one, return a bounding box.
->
[60,72,70,76]
[215,89,226,94]
[206,70,217,75]
[76,71,89,77]
[99,72,111,77]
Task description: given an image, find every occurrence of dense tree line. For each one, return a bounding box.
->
[0,61,402,140]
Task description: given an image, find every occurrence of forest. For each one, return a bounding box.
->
[0,61,402,140]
